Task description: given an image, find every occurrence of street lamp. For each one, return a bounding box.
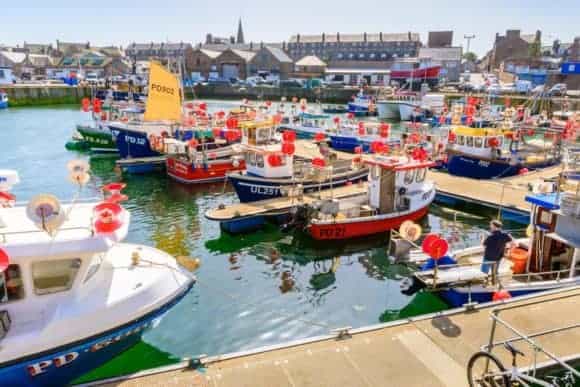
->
[464,34,476,54]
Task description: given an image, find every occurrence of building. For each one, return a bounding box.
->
[0,50,54,78]
[293,55,327,78]
[487,29,542,70]
[248,45,293,80]
[236,18,245,44]
[55,40,91,56]
[185,48,221,79]
[427,31,453,48]
[125,42,191,63]
[48,51,130,79]
[325,67,390,86]
[287,32,421,62]
[0,66,15,84]
[22,42,54,56]
[215,49,255,79]
[568,37,580,61]
[418,47,462,82]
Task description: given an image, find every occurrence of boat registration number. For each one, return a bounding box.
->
[318,226,347,238]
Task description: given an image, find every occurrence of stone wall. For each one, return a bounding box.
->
[2,85,90,106]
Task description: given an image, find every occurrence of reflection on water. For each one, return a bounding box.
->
[0,104,524,382]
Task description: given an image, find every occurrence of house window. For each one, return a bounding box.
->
[0,265,24,303]
[337,53,343,59]
[381,53,387,59]
[32,258,82,295]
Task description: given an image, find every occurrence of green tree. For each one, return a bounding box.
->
[463,52,478,62]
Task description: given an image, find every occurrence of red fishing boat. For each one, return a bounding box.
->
[306,152,435,240]
[165,136,245,184]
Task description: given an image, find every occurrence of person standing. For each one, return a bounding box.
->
[481,220,514,278]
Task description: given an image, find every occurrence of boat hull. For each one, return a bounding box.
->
[109,125,160,159]
[376,102,400,119]
[446,153,559,179]
[77,125,117,153]
[0,283,192,387]
[309,206,429,240]
[398,102,420,121]
[167,157,246,184]
[227,169,368,203]
[0,101,7,109]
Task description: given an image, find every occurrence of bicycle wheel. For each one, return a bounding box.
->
[467,351,511,387]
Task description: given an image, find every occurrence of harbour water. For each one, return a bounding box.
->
[0,103,526,382]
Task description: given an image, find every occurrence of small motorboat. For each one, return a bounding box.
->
[279,111,331,139]
[304,153,435,240]
[0,167,195,386]
[328,120,400,153]
[404,181,580,307]
[347,90,377,117]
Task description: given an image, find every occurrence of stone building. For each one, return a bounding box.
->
[125,42,192,63]
[215,49,255,79]
[293,55,327,78]
[185,48,220,78]
[427,31,453,48]
[0,50,54,78]
[287,32,421,62]
[568,37,580,61]
[248,45,293,80]
[487,29,542,70]
[418,47,462,82]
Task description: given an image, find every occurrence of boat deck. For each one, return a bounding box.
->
[87,287,580,387]
[206,182,367,220]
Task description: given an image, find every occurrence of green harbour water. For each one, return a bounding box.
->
[0,103,526,383]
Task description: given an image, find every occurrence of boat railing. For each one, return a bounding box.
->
[483,291,580,379]
[0,225,95,243]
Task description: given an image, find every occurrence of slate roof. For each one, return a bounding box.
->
[289,33,420,43]
[295,55,327,67]
[418,47,462,61]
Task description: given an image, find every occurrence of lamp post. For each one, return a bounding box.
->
[464,34,476,55]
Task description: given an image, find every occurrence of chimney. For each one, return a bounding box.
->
[283,41,286,51]
[297,34,301,44]
[250,42,253,50]
[408,32,412,41]
[260,41,263,49]
[364,32,367,42]
[380,32,383,42]
[322,33,326,43]
[535,30,542,43]
[337,32,340,42]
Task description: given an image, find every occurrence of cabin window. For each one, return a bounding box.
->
[32,258,82,295]
[0,265,25,303]
[256,154,264,168]
[474,136,483,148]
[416,168,426,183]
[536,208,555,230]
[466,136,474,147]
[249,152,257,166]
[404,169,415,185]
[457,135,465,146]
[83,254,104,284]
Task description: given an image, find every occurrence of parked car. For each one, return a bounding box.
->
[277,79,304,88]
[207,78,232,86]
[548,83,567,96]
[531,85,545,94]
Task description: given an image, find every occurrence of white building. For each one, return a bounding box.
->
[0,66,15,85]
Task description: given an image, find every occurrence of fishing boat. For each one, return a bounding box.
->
[404,182,580,307]
[227,122,368,203]
[165,136,246,184]
[322,105,348,114]
[390,65,441,89]
[279,111,331,139]
[0,168,195,386]
[347,90,376,117]
[328,120,400,153]
[444,126,562,179]
[304,154,435,240]
[0,91,8,109]
[376,91,418,120]
[398,93,445,122]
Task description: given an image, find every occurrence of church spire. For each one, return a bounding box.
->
[236,18,245,44]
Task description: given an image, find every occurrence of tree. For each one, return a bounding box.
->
[463,52,478,62]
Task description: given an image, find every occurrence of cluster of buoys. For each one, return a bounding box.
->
[102,182,128,204]
[370,141,389,154]
[0,247,9,271]
[81,97,102,113]
[411,147,428,162]
[267,153,283,167]
[311,157,326,168]
[379,123,390,138]
[314,132,326,142]
[358,122,366,136]
[422,234,449,260]
[281,131,296,156]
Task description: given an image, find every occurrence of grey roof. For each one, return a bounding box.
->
[199,49,221,59]
[289,32,420,43]
[128,42,191,50]
[418,47,462,61]
[230,49,256,61]
[0,51,26,64]
[264,46,292,63]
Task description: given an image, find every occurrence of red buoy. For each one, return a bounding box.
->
[492,290,512,301]
[0,247,9,272]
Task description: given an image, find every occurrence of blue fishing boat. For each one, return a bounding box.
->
[444,126,562,179]
[279,111,330,139]
[328,122,399,153]
[227,121,368,203]
[0,170,194,386]
[347,91,376,117]
[0,91,8,109]
[406,185,580,307]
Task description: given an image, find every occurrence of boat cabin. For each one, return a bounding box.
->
[241,120,293,178]
[365,156,435,214]
[525,192,580,276]
[448,126,506,159]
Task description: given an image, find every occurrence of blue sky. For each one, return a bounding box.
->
[3,0,579,56]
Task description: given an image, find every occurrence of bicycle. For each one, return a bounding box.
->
[467,342,577,386]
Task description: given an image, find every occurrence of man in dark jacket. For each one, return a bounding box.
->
[481,219,513,277]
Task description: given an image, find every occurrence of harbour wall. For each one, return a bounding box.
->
[1,85,91,107]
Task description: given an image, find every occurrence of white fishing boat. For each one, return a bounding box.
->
[0,166,195,386]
